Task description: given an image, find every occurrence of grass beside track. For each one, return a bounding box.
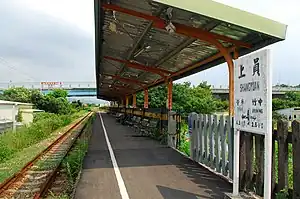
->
[46,114,95,199]
[0,111,89,183]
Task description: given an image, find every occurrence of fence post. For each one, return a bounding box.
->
[271,126,276,194]
[204,114,208,164]
[208,115,213,167]
[227,116,233,179]
[292,120,300,198]
[190,113,197,160]
[209,115,215,169]
[245,133,254,190]
[215,115,221,173]
[220,115,227,176]
[239,131,247,190]
[198,114,204,163]
[195,115,200,161]
[277,120,289,191]
[255,134,264,196]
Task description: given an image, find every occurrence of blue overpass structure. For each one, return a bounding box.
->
[0,81,299,98]
[0,86,298,98]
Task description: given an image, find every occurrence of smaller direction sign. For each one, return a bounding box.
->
[234,49,270,135]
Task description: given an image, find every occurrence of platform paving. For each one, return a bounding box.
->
[74,113,232,199]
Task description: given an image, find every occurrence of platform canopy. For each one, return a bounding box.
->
[94,0,287,101]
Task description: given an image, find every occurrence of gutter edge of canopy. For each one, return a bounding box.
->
[154,0,287,40]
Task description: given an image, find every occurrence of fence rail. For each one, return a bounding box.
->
[189,113,233,180]
[239,120,300,198]
[189,114,300,198]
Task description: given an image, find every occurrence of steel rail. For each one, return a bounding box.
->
[0,112,92,196]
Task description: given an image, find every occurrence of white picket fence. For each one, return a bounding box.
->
[189,113,233,179]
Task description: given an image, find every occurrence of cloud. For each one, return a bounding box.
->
[0,0,299,88]
[0,1,95,83]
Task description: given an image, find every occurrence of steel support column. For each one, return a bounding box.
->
[167,80,173,110]
[121,99,124,107]
[144,89,149,109]
[126,96,129,108]
[132,93,137,108]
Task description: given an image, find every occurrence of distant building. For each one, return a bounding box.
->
[276,107,300,121]
[0,100,43,132]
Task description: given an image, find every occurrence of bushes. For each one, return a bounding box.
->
[1,87,74,115]
[178,121,190,156]
[0,113,73,162]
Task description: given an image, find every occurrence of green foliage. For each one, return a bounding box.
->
[178,141,190,156]
[136,82,228,114]
[273,91,300,111]
[64,141,88,184]
[275,189,290,199]
[36,95,73,115]
[17,110,23,122]
[1,87,33,103]
[0,87,76,115]
[47,89,68,98]
[71,100,83,109]
[0,112,72,162]
[178,121,190,156]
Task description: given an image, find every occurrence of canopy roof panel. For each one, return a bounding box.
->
[94,0,287,101]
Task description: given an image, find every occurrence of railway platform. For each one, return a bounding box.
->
[74,113,232,199]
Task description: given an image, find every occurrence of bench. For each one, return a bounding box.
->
[125,116,136,126]
[138,119,149,135]
[133,117,142,131]
[142,119,159,136]
[115,113,124,123]
[121,114,131,125]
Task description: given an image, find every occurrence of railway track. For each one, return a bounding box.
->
[0,112,93,199]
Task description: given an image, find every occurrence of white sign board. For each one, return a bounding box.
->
[234,49,270,135]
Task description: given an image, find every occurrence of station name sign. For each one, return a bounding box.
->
[234,49,270,135]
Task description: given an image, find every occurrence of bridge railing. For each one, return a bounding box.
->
[0,82,97,90]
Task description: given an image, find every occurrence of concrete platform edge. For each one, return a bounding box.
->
[224,193,243,199]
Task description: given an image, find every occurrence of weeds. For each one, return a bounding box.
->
[63,141,88,184]
[177,121,190,156]
[276,189,290,199]
[0,112,80,162]
[61,114,94,195]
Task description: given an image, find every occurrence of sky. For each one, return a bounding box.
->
[0,0,299,87]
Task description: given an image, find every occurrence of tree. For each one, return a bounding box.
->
[1,87,75,115]
[36,95,72,114]
[47,89,68,98]
[135,82,227,115]
[1,87,32,103]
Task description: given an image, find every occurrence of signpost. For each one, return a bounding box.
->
[40,82,63,90]
[233,49,272,198]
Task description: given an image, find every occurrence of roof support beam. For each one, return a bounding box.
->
[155,38,196,66]
[111,7,165,88]
[103,74,146,88]
[145,46,236,89]
[101,82,134,91]
[102,4,252,49]
[154,20,221,66]
[103,56,172,78]
[113,22,153,83]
